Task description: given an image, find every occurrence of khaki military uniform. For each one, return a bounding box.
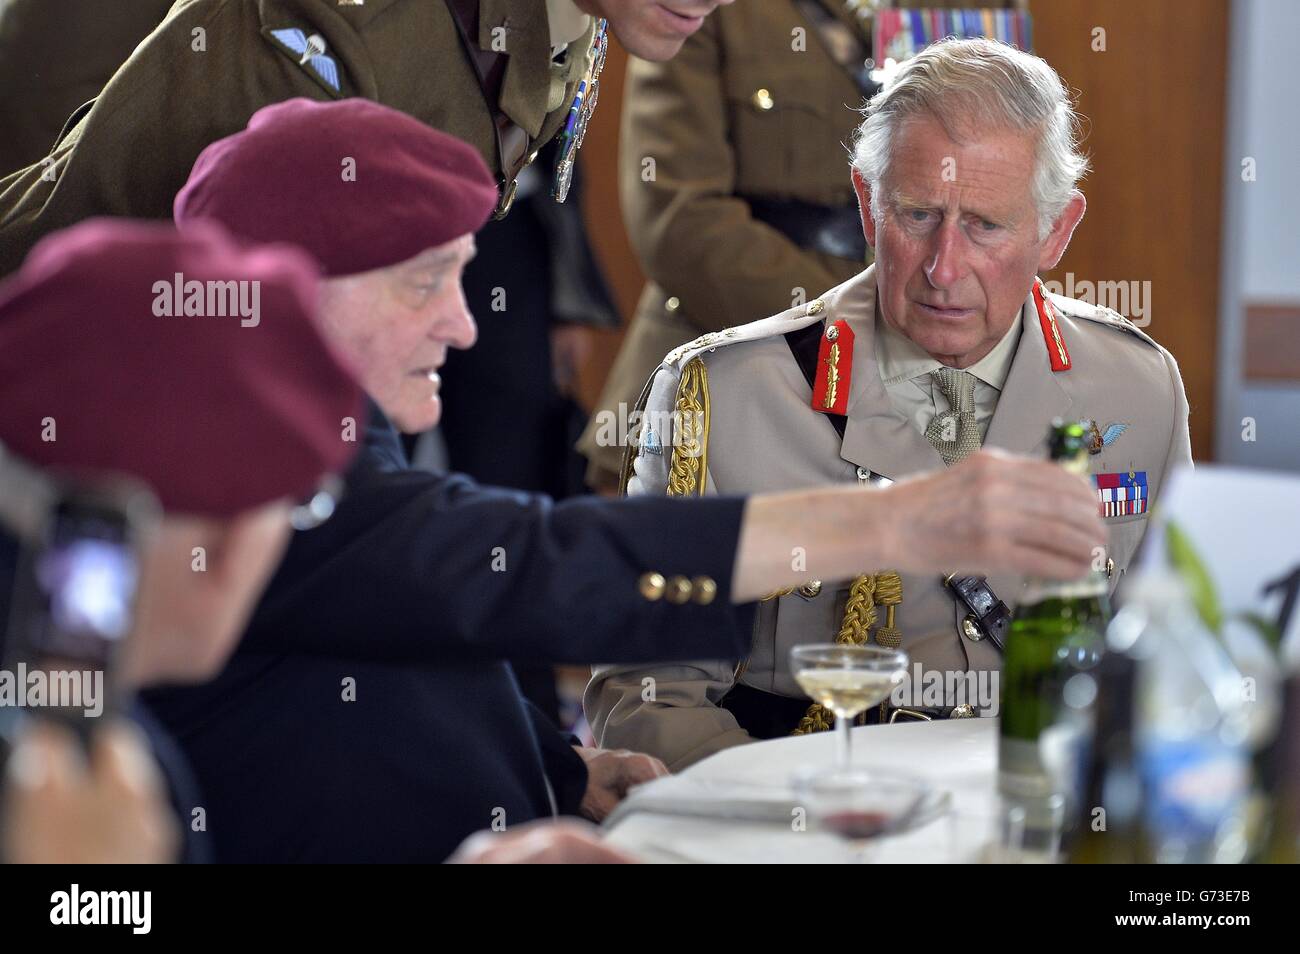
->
[578,0,1013,488]
[0,0,595,275]
[0,0,176,173]
[585,265,1193,770]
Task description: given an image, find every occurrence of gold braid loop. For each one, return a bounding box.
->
[791,571,905,735]
[872,571,903,648]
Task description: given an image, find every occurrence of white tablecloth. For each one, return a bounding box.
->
[604,719,1004,863]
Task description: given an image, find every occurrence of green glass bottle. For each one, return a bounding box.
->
[1260,674,1300,863]
[998,420,1110,854]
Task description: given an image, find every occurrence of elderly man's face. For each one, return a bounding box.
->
[579,0,734,61]
[317,236,477,433]
[855,115,1084,368]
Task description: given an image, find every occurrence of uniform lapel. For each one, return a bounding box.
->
[480,0,550,138]
[983,285,1074,457]
[837,266,948,482]
[325,0,406,30]
[980,283,1073,607]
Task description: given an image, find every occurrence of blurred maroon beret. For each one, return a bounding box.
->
[0,218,364,517]
[174,97,499,276]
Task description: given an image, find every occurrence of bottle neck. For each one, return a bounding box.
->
[1021,448,1104,600]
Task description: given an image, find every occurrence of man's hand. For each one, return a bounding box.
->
[880,449,1105,580]
[733,449,1106,602]
[573,745,668,822]
[2,720,179,864]
[448,819,638,863]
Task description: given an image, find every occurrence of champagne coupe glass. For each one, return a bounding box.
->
[790,643,908,771]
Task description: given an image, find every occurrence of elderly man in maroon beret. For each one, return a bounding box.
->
[0,217,363,863]
[156,97,1103,863]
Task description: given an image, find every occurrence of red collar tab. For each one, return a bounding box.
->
[1032,278,1071,372]
[811,319,854,416]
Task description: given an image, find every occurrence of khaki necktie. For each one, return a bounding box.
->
[924,367,981,465]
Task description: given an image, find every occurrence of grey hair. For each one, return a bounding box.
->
[850,37,1089,239]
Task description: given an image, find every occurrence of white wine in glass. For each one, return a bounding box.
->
[791,644,908,771]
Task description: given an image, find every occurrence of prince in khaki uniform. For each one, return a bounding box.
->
[586,37,1193,770]
[579,0,1016,490]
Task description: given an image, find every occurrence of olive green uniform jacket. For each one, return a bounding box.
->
[0,0,176,173]
[0,0,589,276]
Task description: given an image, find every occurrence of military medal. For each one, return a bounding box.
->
[552,18,608,203]
[1093,471,1148,517]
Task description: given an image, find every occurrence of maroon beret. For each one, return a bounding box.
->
[174,97,499,276]
[0,218,364,517]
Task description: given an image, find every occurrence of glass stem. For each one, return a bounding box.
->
[836,710,851,769]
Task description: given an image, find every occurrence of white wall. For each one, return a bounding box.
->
[1214,0,1300,471]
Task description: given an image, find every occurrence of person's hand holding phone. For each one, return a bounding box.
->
[2,719,179,864]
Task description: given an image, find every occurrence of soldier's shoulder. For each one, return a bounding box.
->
[1047,290,1163,352]
[658,297,830,373]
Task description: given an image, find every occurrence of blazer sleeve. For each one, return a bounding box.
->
[522,700,588,819]
[239,418,757,666]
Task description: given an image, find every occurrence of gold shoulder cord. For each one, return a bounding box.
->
[791,571,903,735]
[663,357,755,685]
[665,357,710,498]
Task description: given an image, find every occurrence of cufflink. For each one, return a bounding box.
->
[639,571,666,601]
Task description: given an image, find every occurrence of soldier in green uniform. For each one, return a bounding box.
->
[0,0,734,276]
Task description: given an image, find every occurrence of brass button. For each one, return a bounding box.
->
[664,296,680,313]
[825,324,838,340]
[751,88,774,111]
[806,299,824,316]
[638,572,666,601]
[692,576,717,605]
[951,704,976,719]
[797,580,822,599]
[961,615,983,641]
[1105,557,1115,580]
[665,575,693,605]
